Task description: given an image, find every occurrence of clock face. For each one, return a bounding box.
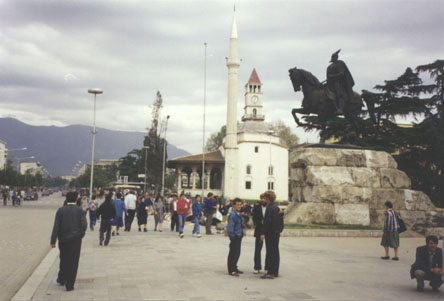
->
[251,96,259,103]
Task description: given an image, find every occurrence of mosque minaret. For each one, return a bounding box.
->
[224,8,240,199]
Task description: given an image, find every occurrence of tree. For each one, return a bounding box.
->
[206,125,226,151]
[269,120,300,148]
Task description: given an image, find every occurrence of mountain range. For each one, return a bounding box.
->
[0,118,189,177]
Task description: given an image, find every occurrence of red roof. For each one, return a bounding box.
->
[247,68,261,84]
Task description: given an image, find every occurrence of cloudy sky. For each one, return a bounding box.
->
[0,0,443,154]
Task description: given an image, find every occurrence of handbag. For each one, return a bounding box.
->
[396,212,407,233]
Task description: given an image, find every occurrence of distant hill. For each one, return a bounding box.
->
[0,118,189,176]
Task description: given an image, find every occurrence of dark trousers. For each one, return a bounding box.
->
[254,235,264,270]
[205,213,213,234]
[227,236,242,274]
[99,219,112,244]
[170,211,178,232]
[89,210,97,227]
[57,238,82,289]
[125,209,136,231]
[265,233,280,276]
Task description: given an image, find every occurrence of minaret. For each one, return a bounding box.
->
[224,8,240,199]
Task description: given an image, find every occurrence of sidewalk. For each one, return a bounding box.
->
[14,219,443,301]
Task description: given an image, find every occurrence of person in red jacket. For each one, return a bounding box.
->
[176,193,190,238]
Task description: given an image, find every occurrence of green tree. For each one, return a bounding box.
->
[205,125,226,151]
[269,120,300,148]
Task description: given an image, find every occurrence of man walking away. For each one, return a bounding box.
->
[260,190,284,279]
[411,235,443,292]
[124,190,137,232]
[192,195,203,238]
[177,193,190,238]
[227,198,244,277]
[96,193,116,246]
[253,194,266,274]
[204,192,215,235]
[50,191,87,291]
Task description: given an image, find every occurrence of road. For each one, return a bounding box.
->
[0,192,64,301]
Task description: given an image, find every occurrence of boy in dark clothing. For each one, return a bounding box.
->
[411,235,443,292]
[253,194,266,273]
[50,191,87,291]
[260,190,284,279]
[96,193,116,246]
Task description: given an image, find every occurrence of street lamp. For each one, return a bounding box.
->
[161,115,170,196]
[88,88,103,201]
[202,42,208,198]
[143,146,150,193]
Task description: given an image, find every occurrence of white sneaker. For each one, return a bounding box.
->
[254,270,260,274]
[197,234,202,238]
[192,233,197,237]
[180,233,184,238]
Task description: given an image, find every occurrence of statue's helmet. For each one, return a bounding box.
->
[330,49,341,63]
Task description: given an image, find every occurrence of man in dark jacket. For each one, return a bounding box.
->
[204,192,216,235]
[253,194,266,273]
[50,191,87,291]
[410,235,443,292]
[260,190,284,279]
[96,193,116,246]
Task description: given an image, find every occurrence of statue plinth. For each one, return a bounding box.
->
[287,146,443,236]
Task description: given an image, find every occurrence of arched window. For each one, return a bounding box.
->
[246,165,251,175]
[267,181,274,190]
[268,165,273,175]
[253,109,257,116]
[254,146,259,153]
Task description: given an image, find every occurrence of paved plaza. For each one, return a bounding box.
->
[12,217,443,301]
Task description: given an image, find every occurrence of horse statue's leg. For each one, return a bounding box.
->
[292,108,305,127]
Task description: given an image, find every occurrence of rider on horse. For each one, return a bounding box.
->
[326,49,355,115]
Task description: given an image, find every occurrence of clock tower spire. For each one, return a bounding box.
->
[242,68,264,121]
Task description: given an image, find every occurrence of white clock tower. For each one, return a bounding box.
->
[242,68,264,121]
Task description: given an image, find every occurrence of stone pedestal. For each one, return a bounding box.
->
[287,145,441,235]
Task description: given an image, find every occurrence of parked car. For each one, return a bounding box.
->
[24,191,39,201]
[42,190,50,196]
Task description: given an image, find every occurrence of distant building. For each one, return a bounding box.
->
[0,139,6,170]
[20,161,42,175]
[78,159,120,179]
[61,175,75,182]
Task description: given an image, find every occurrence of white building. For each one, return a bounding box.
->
[20,161,42,175]
[168,10,289,201]
[0,139,6,170]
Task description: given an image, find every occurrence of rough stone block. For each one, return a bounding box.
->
[364,150,398,169]
[335,204,370,226]
[290,148,338,167]
[290,185,303,202]
[302,185,342,203]
[341,187,372,204]
[305,166,354,186]
[424,227,444,239]
[336,149,367,167]
[369,188,406,210]
[369,209,385,228]
[399,210,426,232]
[404,190,435,211]
[380,168,411,189]
[290,168,306,185]
[349,167,381,188]
[284,202,336,224]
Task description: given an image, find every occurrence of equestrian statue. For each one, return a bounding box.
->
[289,50,375,143]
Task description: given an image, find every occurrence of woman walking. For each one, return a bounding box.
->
[380,201,400,260]
[88,195,99,231]
[137,193,152,232]
[154,196,165,232]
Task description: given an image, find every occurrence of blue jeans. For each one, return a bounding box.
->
[89,210,97,227]
[192,216,200,234]
[178,214,186,233]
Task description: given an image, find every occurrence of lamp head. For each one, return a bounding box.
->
[88,88,103,95]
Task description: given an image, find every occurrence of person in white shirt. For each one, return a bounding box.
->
[124,191,137,232]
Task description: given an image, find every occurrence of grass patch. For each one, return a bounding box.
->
[284,223,380,230]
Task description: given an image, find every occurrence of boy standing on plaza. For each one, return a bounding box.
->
[227,198,244,277]
[192,195,203,237]
[177,193,190,238]
[50,191,87,291]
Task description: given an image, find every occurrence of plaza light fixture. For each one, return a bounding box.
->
[88,88,103,201]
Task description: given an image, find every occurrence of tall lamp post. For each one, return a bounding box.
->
[202,42,208,198]
[143,146,150,193]
[88,88,103,201]
[161,115,170,196]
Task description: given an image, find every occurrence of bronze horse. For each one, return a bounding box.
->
[289,67,374,143]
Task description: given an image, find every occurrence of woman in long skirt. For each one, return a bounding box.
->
[154,196,165,231]
[380,201,400,260]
